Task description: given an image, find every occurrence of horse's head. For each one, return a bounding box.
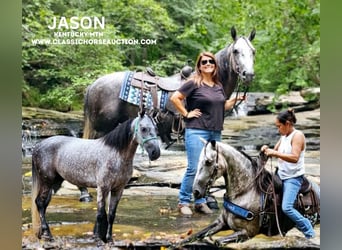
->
[133,112,161,161]
[229,26,256,84]
[193,139,226,199]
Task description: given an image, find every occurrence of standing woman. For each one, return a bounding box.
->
[171,52,245,216]
[261,109,315,238]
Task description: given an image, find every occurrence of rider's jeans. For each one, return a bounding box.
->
[282,176,315,238]
[178,128,221,205]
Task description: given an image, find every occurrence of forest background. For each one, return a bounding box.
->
[22,0,320,112]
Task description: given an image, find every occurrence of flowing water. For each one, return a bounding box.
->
[21,108,320,249]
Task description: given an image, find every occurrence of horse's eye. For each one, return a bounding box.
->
[233,49,238,54]
[205,160,212,166]
[141,127,148,133]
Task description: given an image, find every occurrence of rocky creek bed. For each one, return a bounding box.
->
[22,106,320,249]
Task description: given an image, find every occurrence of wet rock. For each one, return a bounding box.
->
[22,107,83,139]
[245,89,320,115]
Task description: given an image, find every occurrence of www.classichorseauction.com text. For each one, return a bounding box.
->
[31,16,157,46]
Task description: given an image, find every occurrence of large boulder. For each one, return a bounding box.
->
[244,88,320,115]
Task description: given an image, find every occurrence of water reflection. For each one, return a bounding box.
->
[22,193,222,247]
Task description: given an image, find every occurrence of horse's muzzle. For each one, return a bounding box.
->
[147,148,161,161]
[241,72,254,84]
[193,189,203,199]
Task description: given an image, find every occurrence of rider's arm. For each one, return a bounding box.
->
[261,132,304,163]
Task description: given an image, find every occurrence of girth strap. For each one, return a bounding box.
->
[223,194,255,221]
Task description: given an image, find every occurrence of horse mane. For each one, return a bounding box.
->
[238,149,275,194]
[216,46,230,84]
[101,118,134,151]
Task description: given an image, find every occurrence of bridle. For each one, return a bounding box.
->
[228,37,255,77]
[132,115,158,147]
[203,143,221,196]
[227,37,255,114]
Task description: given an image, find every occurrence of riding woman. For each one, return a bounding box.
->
[261,109,315,239]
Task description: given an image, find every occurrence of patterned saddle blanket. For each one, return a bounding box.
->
[119,71,169,110]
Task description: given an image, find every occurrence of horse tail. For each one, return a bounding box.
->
[83,115,92,139]
[31,153,41,237]
[83,86,93,139]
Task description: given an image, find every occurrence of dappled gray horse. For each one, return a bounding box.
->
[83,26,255,141]
[174,140,320,248]
[31,111,160,243]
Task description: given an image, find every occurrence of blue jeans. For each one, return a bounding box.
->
[179,128,221,205]
[282,176,315,238]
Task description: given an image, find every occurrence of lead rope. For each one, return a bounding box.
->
[269,157,284,237]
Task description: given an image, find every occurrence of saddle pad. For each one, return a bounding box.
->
[119,71,168,110]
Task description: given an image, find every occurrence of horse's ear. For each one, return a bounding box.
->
[139,109,145,118]
[249,28,256,41]
[231,26,237,41]
[210,140,216,148]
[199,137,207,145]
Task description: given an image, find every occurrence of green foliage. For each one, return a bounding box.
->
[22,0,320,111]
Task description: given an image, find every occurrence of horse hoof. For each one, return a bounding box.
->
[96,239,105,247]
[106,238,114,245]
[41,233,54,242]
[79,194,93,202]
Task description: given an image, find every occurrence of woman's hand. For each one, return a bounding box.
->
[186,108,202,118]
[237,95,246,101]
[261,145,278,157]
[265,149,278,157]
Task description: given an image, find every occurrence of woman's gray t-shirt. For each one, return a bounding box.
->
[178,80,226,131]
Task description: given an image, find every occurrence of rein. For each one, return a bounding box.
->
[230,79,249,115]
[204,144,220,196]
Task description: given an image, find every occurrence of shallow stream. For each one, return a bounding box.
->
[22,108,320,249]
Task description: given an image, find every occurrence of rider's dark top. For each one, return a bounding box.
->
[178,80,226,131]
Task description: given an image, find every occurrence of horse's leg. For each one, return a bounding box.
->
[35,185,54,240]
[173,217,227,249]
[79,114,95,203]
[35,176,64,240]
[106,189,124,242]
[214,229,249,247]
[78,187,93,202]
[94,187,109,243]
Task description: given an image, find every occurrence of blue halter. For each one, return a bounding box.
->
[133,117,158,147]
